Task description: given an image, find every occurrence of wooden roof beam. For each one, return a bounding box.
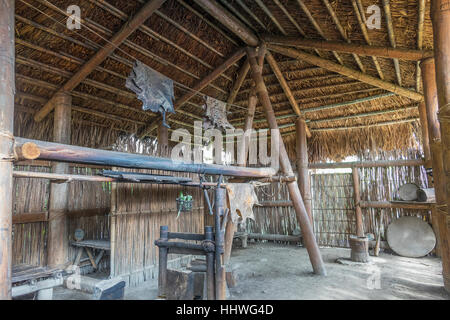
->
[255,0,287,35]
[194,0,259,46]
[263,36,433,61]
[352,0,385,79]
[381,0,402,86]
[265,51,308,137]
[227,59,250,106]
[138,48,247,138]
[295,0,344,65]
[268,44,423,101]
[322,0,366,72]
[33,0,167,122]
[416,0,426,92]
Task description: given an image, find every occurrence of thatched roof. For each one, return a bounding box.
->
[14,0,431,161]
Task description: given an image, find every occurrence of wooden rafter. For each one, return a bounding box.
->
[351,0,385,79]
[268,45,423,101]
[416,0,426,92]
[235,0,267,30]
[265,52,311,137]
[255,0,287,35]
[263,36,433,60]
[295,0,344,65]
[227,59,250,106]
[381,0,402,86]
[34,0,167,122]
[138,48,247,138]
[322,0,366,72]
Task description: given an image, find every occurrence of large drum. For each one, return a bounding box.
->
[386,216,436,258]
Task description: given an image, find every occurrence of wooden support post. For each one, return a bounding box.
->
[0,0,15,300]
[215,182,227,300]
[352,167,364,237]
[157,123,169,157]
[247,48,326,275]
[421,57,443,257]
[158,226,169,297]
[224,87,258,266]
[47,92,71,268]
[418,101,432,167]
[431,0,450,293]
[296,117,312,225]
[204,226,215,300]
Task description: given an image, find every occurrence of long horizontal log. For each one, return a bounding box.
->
[268,45,423,101]
[309,159,424,169]
[14,137,276,178]
[264,36,433,61]
[247,233,301,242]
[360,201,432,210]
[256,201,293,207]
[13,171,115,183]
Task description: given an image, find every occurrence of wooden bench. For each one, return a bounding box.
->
[71,239,110,270]
[12,264,63,299]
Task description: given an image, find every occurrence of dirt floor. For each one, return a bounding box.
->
[52,242,449,300]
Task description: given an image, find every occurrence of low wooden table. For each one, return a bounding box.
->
[12,264,63,299]
[71,240,110,270]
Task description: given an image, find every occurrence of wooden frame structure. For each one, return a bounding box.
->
[2,0,450,299]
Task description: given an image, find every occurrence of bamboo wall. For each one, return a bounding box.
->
[110,168,205,287]
[12,113,116,271]
[246,150,431,248]
[12,164,111,272]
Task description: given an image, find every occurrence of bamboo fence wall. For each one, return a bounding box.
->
[246,150,430,248]
[12,164,111,272]
[110,168,205,287]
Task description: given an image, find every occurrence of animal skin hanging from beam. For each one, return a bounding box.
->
[126,61,175,128]
[203,96,234,132]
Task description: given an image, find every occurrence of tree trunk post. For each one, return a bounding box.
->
[0,0,15,300]
[47,92,71,267]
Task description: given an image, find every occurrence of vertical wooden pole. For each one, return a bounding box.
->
[158,225,168,297]
[420,57,443,257]
[109,167,117,277]
[296,117,313,225]
[157,123,169,157]
[247,48,326,275]
[215,182,226,299]
[47,92,71,267]
[418,101,432,167]
[223,86,258,287]
[352,167,364,237]
[431,0,450,292]
[204,226,215,300]
[0,0,15,300]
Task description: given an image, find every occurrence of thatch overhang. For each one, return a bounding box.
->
[13,0,432,161]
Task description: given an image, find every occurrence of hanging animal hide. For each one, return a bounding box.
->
[202,96,234,132]
[126,60,175,127]
[226,183,259,228]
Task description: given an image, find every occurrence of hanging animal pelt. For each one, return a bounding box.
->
[202,96,234,132]
[126,60,175,128]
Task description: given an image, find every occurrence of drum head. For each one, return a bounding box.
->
[386,216,436,258]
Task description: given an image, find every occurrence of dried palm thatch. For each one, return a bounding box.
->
[13,0,432,161]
